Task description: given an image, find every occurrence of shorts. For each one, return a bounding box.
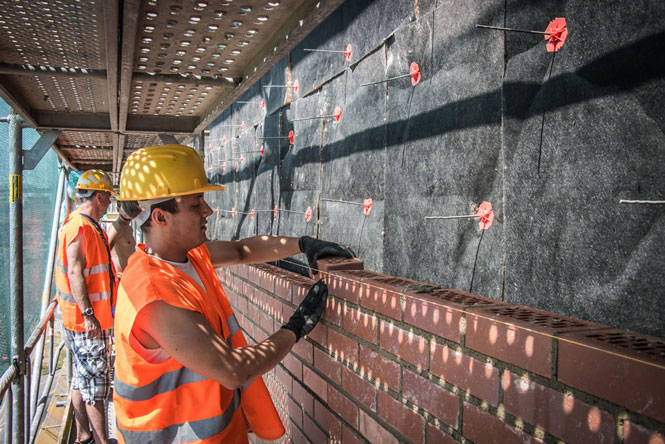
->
[62,328,113,404]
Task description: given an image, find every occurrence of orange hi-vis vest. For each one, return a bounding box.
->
[55,209,115,332]
[113,244,285,444]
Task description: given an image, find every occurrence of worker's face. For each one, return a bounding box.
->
[171,193,213,249]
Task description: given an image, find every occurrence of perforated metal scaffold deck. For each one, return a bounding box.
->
[0,0,343,176]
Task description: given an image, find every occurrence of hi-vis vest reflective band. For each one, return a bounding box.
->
[55,209,115,332]
[113,244,285,444]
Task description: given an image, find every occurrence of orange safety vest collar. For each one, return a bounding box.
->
[113,244,285,444]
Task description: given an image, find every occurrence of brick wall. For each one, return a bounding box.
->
[217,258,665,444]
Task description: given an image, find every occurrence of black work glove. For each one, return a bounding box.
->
[298,236,354,276]
[282,280,328,341]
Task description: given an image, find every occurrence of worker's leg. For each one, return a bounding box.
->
[71,388,93,442]
[86,400,109,444]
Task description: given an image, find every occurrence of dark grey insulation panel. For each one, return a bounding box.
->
[204,0,665,337]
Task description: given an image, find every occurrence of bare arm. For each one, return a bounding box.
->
[107,223,119,250]
[66,234,101,338]
[205,235,301,268]
[134,300,296,389]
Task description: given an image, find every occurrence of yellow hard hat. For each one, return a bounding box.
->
[76,169,116,195]
[117,144,225,201]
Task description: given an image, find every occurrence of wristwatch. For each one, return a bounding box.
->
[82,307,94,317]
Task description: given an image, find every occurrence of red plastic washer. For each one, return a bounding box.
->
[545,17,568,52]
[334,106,342,123]
[363,197,373,216]
[410,62,421,85]
[476,201,494,230]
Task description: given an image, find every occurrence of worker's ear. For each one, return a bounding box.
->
[152,209,168,226]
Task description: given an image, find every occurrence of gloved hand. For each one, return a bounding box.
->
[282,280,328,341]
[298,236,354,276]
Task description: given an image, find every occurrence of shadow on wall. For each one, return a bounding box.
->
[213,31,665,188]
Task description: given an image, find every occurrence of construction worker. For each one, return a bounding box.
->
[108,200,141,277]
[113,144,353,443]
[55,169,117,444]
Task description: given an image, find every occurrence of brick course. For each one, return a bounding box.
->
[223,261,665,444]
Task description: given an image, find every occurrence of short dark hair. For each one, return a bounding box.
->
[119,200,141,219]
[140,198,180,232]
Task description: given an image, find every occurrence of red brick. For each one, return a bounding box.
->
[233,276,243,293]
[326,270,362,304]
[322,295,343,326]
[260,309,274,333]
[282,303,295,321]
[624,420,665,444]
[358,410,398,444]
[359,345,400,392]
[315,256,364,277]
[328,385,359,427]
[234,292,248,316]
[303,413,327,444]
[360,278,405,321]
[303,366,327,402]
[430,342,500,405]
[402,368,459,427]
[462,402,543,444]
[275,364,292,392]
[314,399,342,441]
[342,425,364,444]
[258,265,277,293]
[379,320,429,369]
[247,265,260,286]
[267,296,283,323]
[427,423,458,444]
[274,275,292,301]
[328,329,359,365]
[292,281,312,306]
[378,391,425,444]
[326,269,388,304]
[314,347,342,384]
[287,419,307,444]
[558,328,665,423]
[254,327,268,343]
[403,289,470,343]
[235,264,249,279]
[466,307,553,377]
[292,380,314,416]
[502,370,615,443]
[342,366,377,411]
[225,288,237,306]
[252,288,268,312]
[246,302,260,325]
[292,338,314,364]
[283,353,302,381]
[306,323,326,347]
[343,306,378,344]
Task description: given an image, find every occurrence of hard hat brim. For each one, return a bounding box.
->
[115,183,226,201]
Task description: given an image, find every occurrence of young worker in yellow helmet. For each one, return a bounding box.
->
[55,169,117,444]
[112,144,353,444]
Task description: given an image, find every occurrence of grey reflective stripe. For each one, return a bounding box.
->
[226,313,240,345]
[114,367,207,402]
[118,385,241,443]
[56,288,111,303]
[55,261,109,277]
[83,263,109,277]
[241,380,255,391]
[56,260,67,275]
